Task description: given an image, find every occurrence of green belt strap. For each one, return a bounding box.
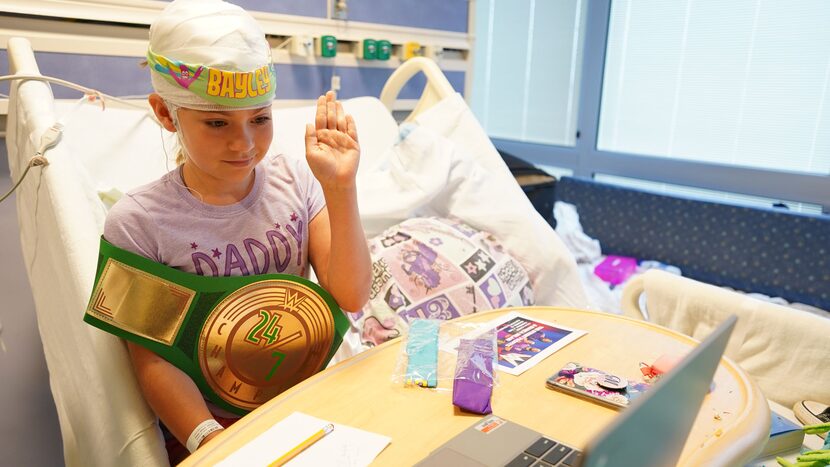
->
[84,237,348,415]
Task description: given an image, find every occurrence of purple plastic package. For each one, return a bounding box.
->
[594,255,638,285]
[452,336,496,414]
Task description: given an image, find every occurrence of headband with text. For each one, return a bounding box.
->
[148,48,276,107]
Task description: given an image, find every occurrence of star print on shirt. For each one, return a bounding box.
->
[212,248,222,259]
[190,242,198,250]
[290,212,298,222]
[274,223,281,229]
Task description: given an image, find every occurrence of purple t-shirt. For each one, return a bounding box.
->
[104,153,326,279]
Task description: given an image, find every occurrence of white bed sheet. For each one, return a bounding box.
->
[8,42,586,465]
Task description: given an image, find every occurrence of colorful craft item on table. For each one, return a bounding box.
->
[83,238,347,415]
[452,336,496,415]
[147,48,276,108]
[554,362,651,408]
[639,362,660,382]
[404,319,440,388]
[639,353,683,383]
[594,255,638,286]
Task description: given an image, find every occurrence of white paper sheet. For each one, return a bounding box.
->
[216,412,391,467]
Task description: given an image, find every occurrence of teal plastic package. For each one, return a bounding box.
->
[404,319,440,388]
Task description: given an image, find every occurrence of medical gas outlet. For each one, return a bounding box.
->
[376,40,392,60]
[360,39,391,61]
[357,39,377,60]
[316,35,337,57]
[401,41,422,61]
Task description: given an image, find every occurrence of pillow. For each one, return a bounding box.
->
[348,217,534,347]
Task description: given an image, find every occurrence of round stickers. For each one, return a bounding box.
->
[597,373,628,391]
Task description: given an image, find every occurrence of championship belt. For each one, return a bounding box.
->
[84,238,348,415]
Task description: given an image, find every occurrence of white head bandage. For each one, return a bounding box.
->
[148,0,275,111]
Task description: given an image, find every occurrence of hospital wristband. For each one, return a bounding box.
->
[186,419,224,453]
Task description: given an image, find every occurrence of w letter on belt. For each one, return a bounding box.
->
[84,238,348,415]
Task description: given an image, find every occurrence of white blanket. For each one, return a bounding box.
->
[356,122,587,307]
[404,94,588,308]
[641,270,830,407]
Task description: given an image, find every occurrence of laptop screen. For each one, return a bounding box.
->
[580,315,737,467]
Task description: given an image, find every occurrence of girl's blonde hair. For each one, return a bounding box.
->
[175,147,186,166]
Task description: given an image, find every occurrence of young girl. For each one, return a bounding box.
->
[102,0,371,461]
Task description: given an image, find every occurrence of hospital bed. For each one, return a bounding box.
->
[5,37,587,466]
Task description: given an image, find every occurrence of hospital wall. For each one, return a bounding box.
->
[0,1,470,465]
[0,0,471,173]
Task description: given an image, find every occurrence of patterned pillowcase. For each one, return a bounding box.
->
[349,217,534,347]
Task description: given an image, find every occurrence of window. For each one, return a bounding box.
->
[598,0,830,175]
[471,0,587,146]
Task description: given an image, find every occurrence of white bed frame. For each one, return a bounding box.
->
[380,56,456,121]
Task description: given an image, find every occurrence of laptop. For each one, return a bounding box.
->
[416,315,737,467]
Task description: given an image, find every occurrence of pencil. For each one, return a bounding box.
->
[269,423,334,467]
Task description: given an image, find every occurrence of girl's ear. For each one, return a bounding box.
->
[148,93,177,133]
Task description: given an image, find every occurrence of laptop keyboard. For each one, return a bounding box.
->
[505,437,583,467]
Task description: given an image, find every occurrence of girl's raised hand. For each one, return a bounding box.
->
[305,91,360,191]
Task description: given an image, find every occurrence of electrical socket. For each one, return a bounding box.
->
[290,35,314,57]
[424,45,444,61]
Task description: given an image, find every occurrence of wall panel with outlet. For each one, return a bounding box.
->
[0,0,472,114]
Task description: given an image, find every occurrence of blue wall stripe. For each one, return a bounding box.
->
[276,63,465,99]
[227,0,326,18]
[348,0,468,33]
[1,49,9,96]
[0,137,8,174]
[159,0,467,31]
[160,0,327,18]
[33,52,152,98]
[1,50,464,100]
